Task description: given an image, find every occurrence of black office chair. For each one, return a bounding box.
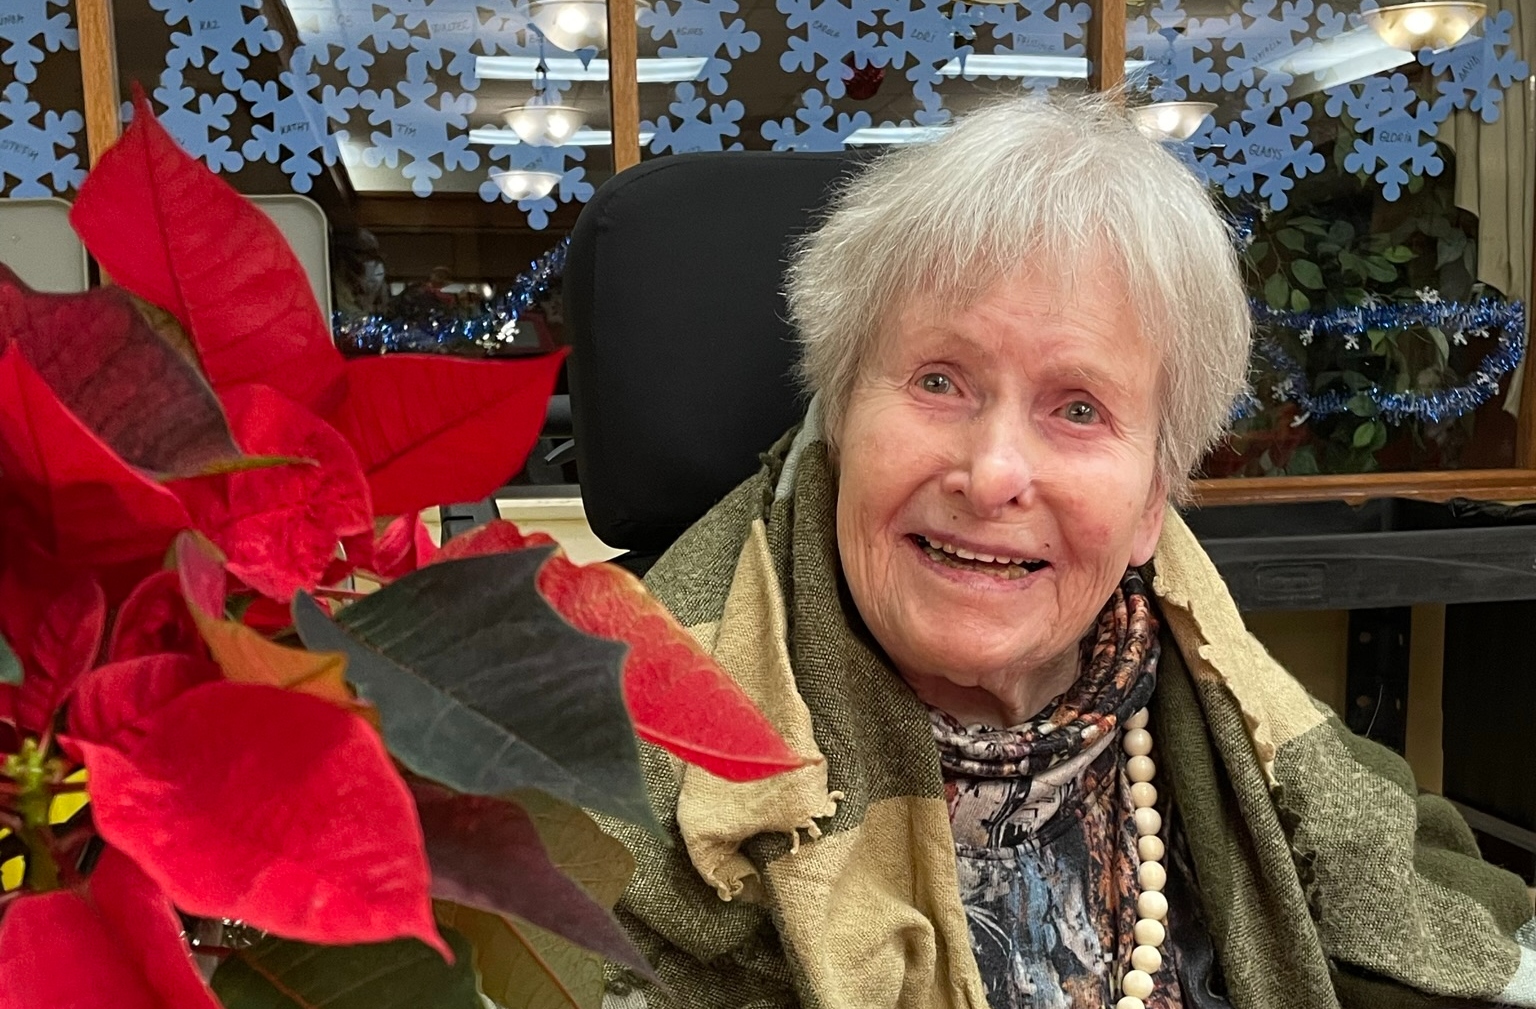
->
[564,150,871,573]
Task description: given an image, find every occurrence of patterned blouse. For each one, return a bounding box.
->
[928,572,1187,1009]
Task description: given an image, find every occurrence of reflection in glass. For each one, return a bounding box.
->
[1120,0,1531,478]
[1362,2,1486,53]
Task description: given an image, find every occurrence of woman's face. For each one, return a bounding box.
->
[834,255,1166,717]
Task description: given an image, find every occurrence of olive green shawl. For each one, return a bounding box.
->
[601,430,1536,1009]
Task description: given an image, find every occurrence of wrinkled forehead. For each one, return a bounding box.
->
[892,227,1140,316]
[874,242,1148,356]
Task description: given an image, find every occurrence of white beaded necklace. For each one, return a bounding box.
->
[1114,706,1166,1009]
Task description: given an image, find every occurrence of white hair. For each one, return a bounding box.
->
[786,92,1252,502]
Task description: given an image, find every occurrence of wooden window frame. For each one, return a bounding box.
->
[76,0,1536,506]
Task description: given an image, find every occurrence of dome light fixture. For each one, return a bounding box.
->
[1360,2,1485,53]
[527,0,653,52]
[489,169,562,201]
[502,103,586,145]
[501,60,587,146]
[1131,101,1216,141]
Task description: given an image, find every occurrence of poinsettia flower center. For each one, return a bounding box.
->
[2,738,67,891]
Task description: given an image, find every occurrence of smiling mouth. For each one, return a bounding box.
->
[912,535,1050,579]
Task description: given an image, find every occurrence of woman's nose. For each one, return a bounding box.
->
[940,419,1037,516]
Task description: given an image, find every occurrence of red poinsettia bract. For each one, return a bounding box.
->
[0,79,804,1009]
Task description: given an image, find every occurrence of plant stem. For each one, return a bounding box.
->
[16,824,60,892]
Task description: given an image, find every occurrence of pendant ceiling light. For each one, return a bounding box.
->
[1131,101,1216,142]
[527,0,652,52]
[501,60,587,146]
[489,169,563,201]
[1360,2,1485,52]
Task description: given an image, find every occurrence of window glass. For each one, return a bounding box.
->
[0,1,86,199]
[110,0,591,487]
[112,0,603,366]
[1124,0,1532,476]
[636,0,1098,156]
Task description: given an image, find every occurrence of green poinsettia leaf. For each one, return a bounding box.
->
[211,929,480,1009]
[439,791,642,1009]
[292,550,659,832]
[439,901,605,1009]
[0,635,19,686]
[511,789,635,907]
[410,779,652,978]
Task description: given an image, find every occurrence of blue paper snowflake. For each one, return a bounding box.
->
[1127,0,1221,100]
[0,81,83,197]
[878,0,978,85]
[778,0,882,99]
[641,0,760,96]
[241,45,361,193]
[289,0,412,88]
[147,67,244,173]
[400,0,529,87]
[962,0,1090,93]
[1310,2,1349,40]
[1420,9,1529,125]
[357,66,479,197]
[976,0,1089,56]
[149,0,282,90]
[0,0,77,85]
[1219,0,1317,106]
[761,87,872,150]
[1324,73,1448,201]
[1206,92,1324,210]
[875,76,950,132]
[478,144,593,230]
[643,83,745,153]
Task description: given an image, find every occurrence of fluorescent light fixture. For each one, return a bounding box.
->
[843,125,950,145]
[1269,25,1415,90]
[475,55,709,83]
[937,54,1152,79]
[470,126,657,146]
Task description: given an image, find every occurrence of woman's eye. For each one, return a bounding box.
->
[1063,400,1099,424]
[918,373,954,395]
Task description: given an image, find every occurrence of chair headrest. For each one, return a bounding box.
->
[565,150,869,554]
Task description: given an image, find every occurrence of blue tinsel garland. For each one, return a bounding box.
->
[334,232,1527,429]
[1238,297,1527,425]
[333,238,569,356]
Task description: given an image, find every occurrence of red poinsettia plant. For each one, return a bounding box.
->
[0,90,805,1009]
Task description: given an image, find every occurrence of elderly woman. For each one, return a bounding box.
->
[600,95,1536,1009]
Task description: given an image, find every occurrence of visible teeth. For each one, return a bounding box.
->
[920,536,1043,570]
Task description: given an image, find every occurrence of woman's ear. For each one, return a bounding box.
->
[1129,475,1168,568]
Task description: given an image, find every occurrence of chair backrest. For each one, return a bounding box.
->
[565,150,869,559]
[249,194,332,318]
[0,198,88,293]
